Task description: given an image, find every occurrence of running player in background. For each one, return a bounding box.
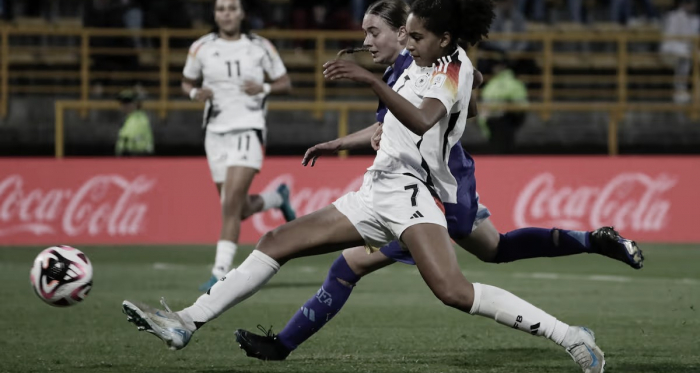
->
[182,0,297,291]
[122,1,609,371]
[235,0,642,363]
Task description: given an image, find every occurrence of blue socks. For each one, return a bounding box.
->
[493,228,594,263]
[277,254,360,351]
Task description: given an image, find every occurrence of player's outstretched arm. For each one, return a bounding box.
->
[323,60,446,136]
[302,122,381,167]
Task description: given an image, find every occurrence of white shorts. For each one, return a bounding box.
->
[205,129,265,183]
[333,171,447,251]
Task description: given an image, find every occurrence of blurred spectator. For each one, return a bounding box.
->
[479,0,536,77]
[84,0,138,94]
[291,0,352,30]
[0,0,14,21]
[518,0,545,22]
[351,0,370,29]
[120,0,143,48]
[115,89,153,156]
[489,0,529,53]
[611,0,658,25]
[568,0,584,23]
[660,0,698,104]
[479,55,528,154]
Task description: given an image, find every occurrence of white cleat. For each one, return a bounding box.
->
[122,298,193,351]
[566,326,606,373]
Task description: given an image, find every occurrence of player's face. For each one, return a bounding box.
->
[362,14,406,65]
[215,0,244,36]
[405,14,451,67]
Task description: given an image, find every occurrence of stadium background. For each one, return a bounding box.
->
[0,1,699,373]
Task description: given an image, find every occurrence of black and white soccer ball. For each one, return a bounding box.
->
[30,245,93,307]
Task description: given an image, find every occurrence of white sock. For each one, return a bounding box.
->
[179,250,280,326]
[260,190,283,211]
[213,240,237,278]
[470,283,570,346]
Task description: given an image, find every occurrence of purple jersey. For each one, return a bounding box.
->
[377,50,485,264]
[376,49,414,123]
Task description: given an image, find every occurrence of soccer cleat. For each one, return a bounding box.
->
[235,326,291,361]
[277,184,296,222]
[122,298,193,351]
[591,227,644,269]
[566,327,605,373]
[199,275,218,292]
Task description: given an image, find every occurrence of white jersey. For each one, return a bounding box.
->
[368,47,474,204]
[183,33,287,133]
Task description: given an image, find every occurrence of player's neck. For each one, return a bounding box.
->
[218,31,242,41]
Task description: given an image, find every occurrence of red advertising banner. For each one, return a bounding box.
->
[1,157,698,246]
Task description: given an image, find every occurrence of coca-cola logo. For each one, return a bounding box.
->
[251,174,364,233]
[0,175,155,237]
[514,172,677,231]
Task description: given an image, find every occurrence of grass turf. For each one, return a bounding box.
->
[1,244,699,373]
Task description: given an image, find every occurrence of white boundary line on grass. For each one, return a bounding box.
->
[151,261,699,286]
[508,271,700,286]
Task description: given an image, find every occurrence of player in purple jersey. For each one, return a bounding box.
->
[235,0,643,364]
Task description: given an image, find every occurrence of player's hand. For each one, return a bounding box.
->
[243,81,263,96]
[194,88,213,101]
[302,140,342,167]
[371,123,383,151]
[323,60,376,84]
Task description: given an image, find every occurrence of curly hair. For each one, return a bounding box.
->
[410,0,495,47]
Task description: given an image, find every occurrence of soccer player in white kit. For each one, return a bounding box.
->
[123,1,605,371]
[182,0,297,291]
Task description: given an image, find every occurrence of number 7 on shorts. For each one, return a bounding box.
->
[404,184,418,206]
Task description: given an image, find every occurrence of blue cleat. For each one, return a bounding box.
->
[565,326,605,373]
[122,298,194,351]
[198,275,218,292]
[277,184,296,222]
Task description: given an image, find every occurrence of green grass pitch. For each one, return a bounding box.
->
[1,244,699,373]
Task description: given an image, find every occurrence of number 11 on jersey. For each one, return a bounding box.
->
[226,60,240,77]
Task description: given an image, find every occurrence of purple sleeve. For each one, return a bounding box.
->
[376,102,387,123]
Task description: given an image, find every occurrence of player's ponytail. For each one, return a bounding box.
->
[410,0,495,48]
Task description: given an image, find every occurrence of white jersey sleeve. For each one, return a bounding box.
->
[258,37,287,80]
[423,55,473,115]
[183,34,216,80]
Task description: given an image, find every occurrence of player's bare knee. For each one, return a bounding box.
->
[434,283,474,311]
[256,230,280,256]
[222,193,246,218]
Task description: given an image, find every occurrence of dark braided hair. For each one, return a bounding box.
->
[410,0,495,47]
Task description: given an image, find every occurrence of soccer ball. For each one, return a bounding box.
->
[30,245,93,307]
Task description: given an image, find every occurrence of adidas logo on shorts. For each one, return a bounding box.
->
[410,211,424,219]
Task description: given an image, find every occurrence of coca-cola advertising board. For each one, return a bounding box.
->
[0,157,698,245]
